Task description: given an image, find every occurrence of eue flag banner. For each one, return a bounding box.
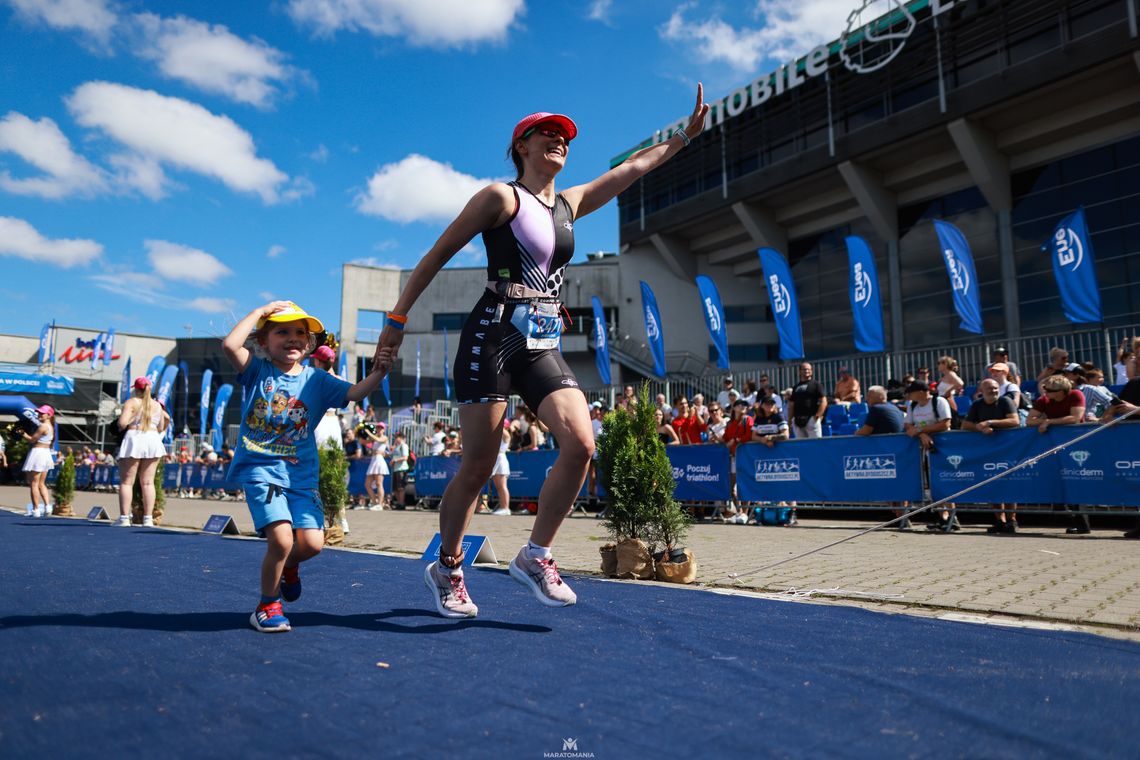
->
[639,281,667,378]
[199,369,213,438]
[845,236,886,353]
[933,220,983,334]
[758,248,804,360]
[695,275,730,370]
[1047,207,1102,324]
[591,296,612,386]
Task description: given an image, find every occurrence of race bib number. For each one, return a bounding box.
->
[509,301,562,350]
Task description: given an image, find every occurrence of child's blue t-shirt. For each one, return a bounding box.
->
[227,357,352,489]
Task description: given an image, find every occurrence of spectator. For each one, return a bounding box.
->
[1099,376,1140,424]
[508,405,530,450]
[963,378,1021,534]
[741,379,758,406]
[0,433,7,484]
[1036,346,1071,382]
[343,428,366,509]
[1028,374,1089,535]
[1114,342,1132,386]
[706,403,727,443]
[833,367,862,404]
[489,421,512,516]
[310,345,344,450]
[716,375,735,410]
[750,396,788,446]
[654,393,672,421]
[670,396,706,444]
[856,386,908,528]
[1072,366,1112,420]
[758,373,782,412]
[691,393,708,419]
[937,356,965,427]
[360,422,389,509]
[18,405,55,517]
[1129,337,1140,380]
[903,381,955,531]
[389,430,410,510]
[622,385,637,406]
[522,411,547,450]
[986,362,1022,408]
[425,420,446,455]
[727,388,741,409]
[787,362,827,439]
[586,402,604,506]
[654,409,680,445]
[443,430,463,456]
[914,367,933,391]
[986,346,1022,385]
[723,398,754,520]
[116,377,169,525]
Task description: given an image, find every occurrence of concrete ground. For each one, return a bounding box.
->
[5,484,1139,641]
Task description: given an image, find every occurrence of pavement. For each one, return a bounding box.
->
[5,483,1140,641]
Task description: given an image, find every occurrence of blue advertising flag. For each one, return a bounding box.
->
[695,275,730,370]
[102,328,115,366]
[415,338,421,397]
[199,369,213,439]
[1047,207,1102,324]
[338,346,349,380]
[381,374,391,405]
[90,332,103,370]
[590,296,612,386]
[844,236,886,353]
[156,364,179,407]
[933,220,984,334]
[358,355,367,384]
[37,323,53,364]
[120,356,132,403]
[210,383,233,451]
[442,328,451,399]
[757,248,805,360]
[144,356,166,388]
[178,361,189,431]
[639,280,667,378]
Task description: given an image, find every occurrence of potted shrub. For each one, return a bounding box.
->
[318,440,348,545]
[53,452,76,516]
[131,458,166,525]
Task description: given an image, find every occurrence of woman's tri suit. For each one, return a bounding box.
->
[455,181,578,411]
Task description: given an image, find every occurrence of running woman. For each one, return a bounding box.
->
[373,85,709,618]
[18,405,56,517]
[224,300,384,633]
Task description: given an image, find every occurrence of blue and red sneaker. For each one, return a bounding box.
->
[250,599,291,633]
[280,566,302,603]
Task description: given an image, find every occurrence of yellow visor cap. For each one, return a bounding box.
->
[256,302,325,334]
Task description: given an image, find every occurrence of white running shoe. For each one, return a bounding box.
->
[33,508,44,518]
[114,516,131,527]
[423,562,479,618]
[142,516,154,527]
[490,508,511,516]
[509,548,577,607]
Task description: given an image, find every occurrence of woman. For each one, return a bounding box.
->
[489,420,512,515]
[654,408,680,445]
[937,355,965,425]
[359,422,389,510]
[116,377,168,527]
[19,405,56,517]
[309,344,345,450]
[1027,374,1088,534]
[1036,346,1070,382]
[373,86,709,617]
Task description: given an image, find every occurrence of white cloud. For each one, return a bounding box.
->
[354,154,494,224]
[307,144,329,162]
[145,239,232,286]
[0,112,110,199]
[587,0,614,24]
[131,14,298,108]
[106,152,170,200]
[266,244,287,258]
[66,81,290,203]
[661,0,852,72]
[88,272,236,313]
[7,0,118,44]
[0,216,103,267]
[287,0,524,46]
[258,291,276,301]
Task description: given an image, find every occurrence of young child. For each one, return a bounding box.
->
[223,300,383,633]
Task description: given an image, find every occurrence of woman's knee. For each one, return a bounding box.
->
[559,434,595,465]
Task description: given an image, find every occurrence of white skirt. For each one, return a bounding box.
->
[314,413,343,449]
[23,447,55,472]
[491,452,510,477]
[367,455,389,476]
[118,429,167,460]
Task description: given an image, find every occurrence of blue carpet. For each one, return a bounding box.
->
[1,509,1138,759]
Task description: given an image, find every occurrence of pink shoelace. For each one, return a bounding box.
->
[537,557,564,586]
[448,574,471,602]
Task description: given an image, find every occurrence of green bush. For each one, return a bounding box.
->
[597,384,689,551]
[318,440,348,527]
[54,452,76,508]
[3,425,30,471]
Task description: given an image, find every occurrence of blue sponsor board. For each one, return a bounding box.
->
[665,444,731,501]
[736,434,922,503]
[415,455,460,497]
[346,458,391,497]
[420,532,498,566]
[929,425,1140,506]
[507,449,558,499]
[0,371,74,395]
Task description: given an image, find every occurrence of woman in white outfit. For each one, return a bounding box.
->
[19,405,56,517]
[310,345,345,450]
[116,377,168,526]
[490,420,511,515]
[361,422,389,509]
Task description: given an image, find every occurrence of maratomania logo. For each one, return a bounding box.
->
[839,0,918,74]
[768,274,792,317]
[943,248,971,295]
[1062,449,1103,479]
[704,297,721,332]
[852,262,873,308]
[843,454,896,480]
[755,458,800,482]
[1054,226,1085,271]
[544,737,595,759]
[645,306,660,340]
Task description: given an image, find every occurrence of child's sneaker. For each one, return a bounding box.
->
[114,515,131,527]
[250,599,291,633]
[423,562,478,618]
[280,566,302,602]
[509,548,577,607]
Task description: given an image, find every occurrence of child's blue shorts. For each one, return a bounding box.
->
[243,483,325,531]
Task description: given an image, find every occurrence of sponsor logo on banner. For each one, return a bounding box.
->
[768,275,792,317]
[425,469,450,480]
[943,249,971,295]
[843,454,896,480]
[704,297,721,332]
[544,736,595,759]
[852,262,873,308]
[1061,449,1103,479]
[644,306,659,339]
[1054,226,1084,271]
[939,454,975,479]
[673,463,721,483]
[1115,459,1140,484]
[839,0,918,74]
[982,459,1038,480]
[755,458,800,482]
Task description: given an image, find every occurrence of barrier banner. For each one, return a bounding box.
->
[639,280,667,378]
[695,275,730,370]
[758,247,805,360]
[1047,207,1102,324]
[507,449,558,499]
[591,295,612,386]
[933,220,984,334]
[0,371,74,395]
[666,444,731,501]
[845,236,886,353]
[736,434,923,503]
[415,455,460,497]
[347,458,391,497]
[929,425,1140,506]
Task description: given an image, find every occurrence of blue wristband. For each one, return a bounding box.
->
[385,316,405,330]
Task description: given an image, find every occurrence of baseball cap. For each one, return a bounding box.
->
[133,377,152,391]
[723,375,734,383]
[905,381,930,394]
[733,398,749,407]
[989,362,1009,373]
[993,346,1009,354]
[256,301,325,333]
[376,421,387,429]
[36,404,55,416]
[590,400,602,408]
[512,112,577,142]
[312,345,335,363]
[1063,363,1082,372]
[760,395,778,405]
[447,431,459,438]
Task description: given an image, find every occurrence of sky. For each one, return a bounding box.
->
[0,0,856,341]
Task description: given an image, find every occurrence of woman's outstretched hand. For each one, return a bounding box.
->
[371,325,403,378]
[684,82,710,138]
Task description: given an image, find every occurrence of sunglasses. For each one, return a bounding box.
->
[522,126,571,142]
